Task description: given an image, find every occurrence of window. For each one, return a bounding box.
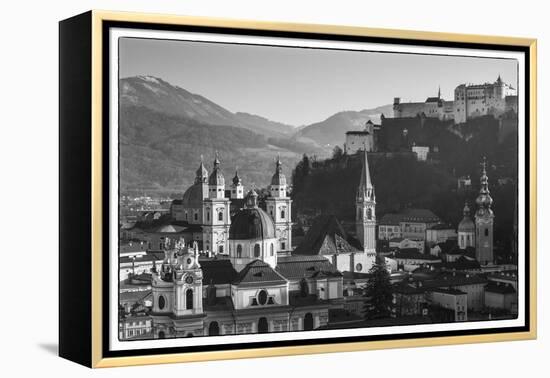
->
[158,295,166,310]
[355,263,363,272]
[270,243,274,256]
[254,244,261,258]
[186,289,193,310]
[207,212,210,221]
[366,208,372,220]
[218,245,224,254]
[485,228,489,237]
[280,209,285,219]
[258,290,268,305]
[281,242,286,250]
[237,244,242,258]
[194,212,198,221]
[218,211,223,221]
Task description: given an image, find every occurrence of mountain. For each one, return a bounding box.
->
[295,105,394,148]
[120,76,295,138]
[119,105,305,193]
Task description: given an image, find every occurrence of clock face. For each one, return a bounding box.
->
[185,275,194,284]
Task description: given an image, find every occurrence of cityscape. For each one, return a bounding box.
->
[118,39,519,341]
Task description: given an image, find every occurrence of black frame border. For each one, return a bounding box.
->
[101,20,531,360]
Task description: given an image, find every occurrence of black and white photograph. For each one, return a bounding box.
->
[114,30,525,346]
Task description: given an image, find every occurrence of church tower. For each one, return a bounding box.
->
[151,238,204,338]
[266,156,292,253]
[195,155,209,199]
[475,158,494,265]
[230,168,244,199]
[203,153,231,255]
[356,149,376,254]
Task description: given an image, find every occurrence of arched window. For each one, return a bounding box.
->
[237,244,242,258]
[367,208,372,220]
[158,331,165,339]
[218,211,223,221]
[206,211,210,221]
[304,313,314,331]
[258,317,268,333]
[280,209,285,219]
[194,212,198,221]
[270,243,274,256]
[485,228,489,237]
[158,295,166,310]
[254,244,261,258]
[208,321,220,336]
[186,289,193,310]
[218,245,224,254]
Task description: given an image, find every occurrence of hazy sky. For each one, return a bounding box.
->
[119,37,518,126]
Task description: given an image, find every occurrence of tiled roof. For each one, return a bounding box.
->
[395,249,440,261]
[200,258,238,285]
[400,208,441,223]
[430,288,466,295]
[485,282,516,294]
[119,251,164,264]
[429,223,454,230]
[276,255,341,280]
[293,214,360,256]
[120,290,152,304]
[419,272,488,288]
[379,213,403,225]
[233,260,287,285]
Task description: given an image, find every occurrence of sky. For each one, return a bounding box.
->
[119,37,518,126]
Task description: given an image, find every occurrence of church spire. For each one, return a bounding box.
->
[476,157,493,212]
[194,155,208,184]
[357,148,374,200]
[438,85,441,99]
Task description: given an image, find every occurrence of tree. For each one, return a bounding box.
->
[363,258,394,320]
[332,145,343,159]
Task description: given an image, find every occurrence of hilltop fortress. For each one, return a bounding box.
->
[393,76,517,124]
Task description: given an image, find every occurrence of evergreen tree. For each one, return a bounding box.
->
[363,258,394,320]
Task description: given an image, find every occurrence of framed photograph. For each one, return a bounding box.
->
[59,10,537,368]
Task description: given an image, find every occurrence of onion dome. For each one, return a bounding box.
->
[208,153,225,186]
[229,191,276,240]
[232,168,242,186]
[475,158,493,211]
[458,202,475,232]
[271,155,287,186]
[194,156,208,184]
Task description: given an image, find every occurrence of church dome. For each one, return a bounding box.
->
[182,184,204,208]
[229,191,275,240]
[458,217,475,232]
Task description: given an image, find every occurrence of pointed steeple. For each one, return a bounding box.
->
[438,85,441,99]
[232,167,242,186]
[357,148,374,200]
[194,155,208,184]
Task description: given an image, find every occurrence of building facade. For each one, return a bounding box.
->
[344,120,377,154]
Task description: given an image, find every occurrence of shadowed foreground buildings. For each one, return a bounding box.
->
[119,149,517,339]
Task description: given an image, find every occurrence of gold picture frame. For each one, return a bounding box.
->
[59,10,537,368]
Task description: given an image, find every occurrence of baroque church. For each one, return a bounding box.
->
[150,149,379,338]
[170,155,292,256]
